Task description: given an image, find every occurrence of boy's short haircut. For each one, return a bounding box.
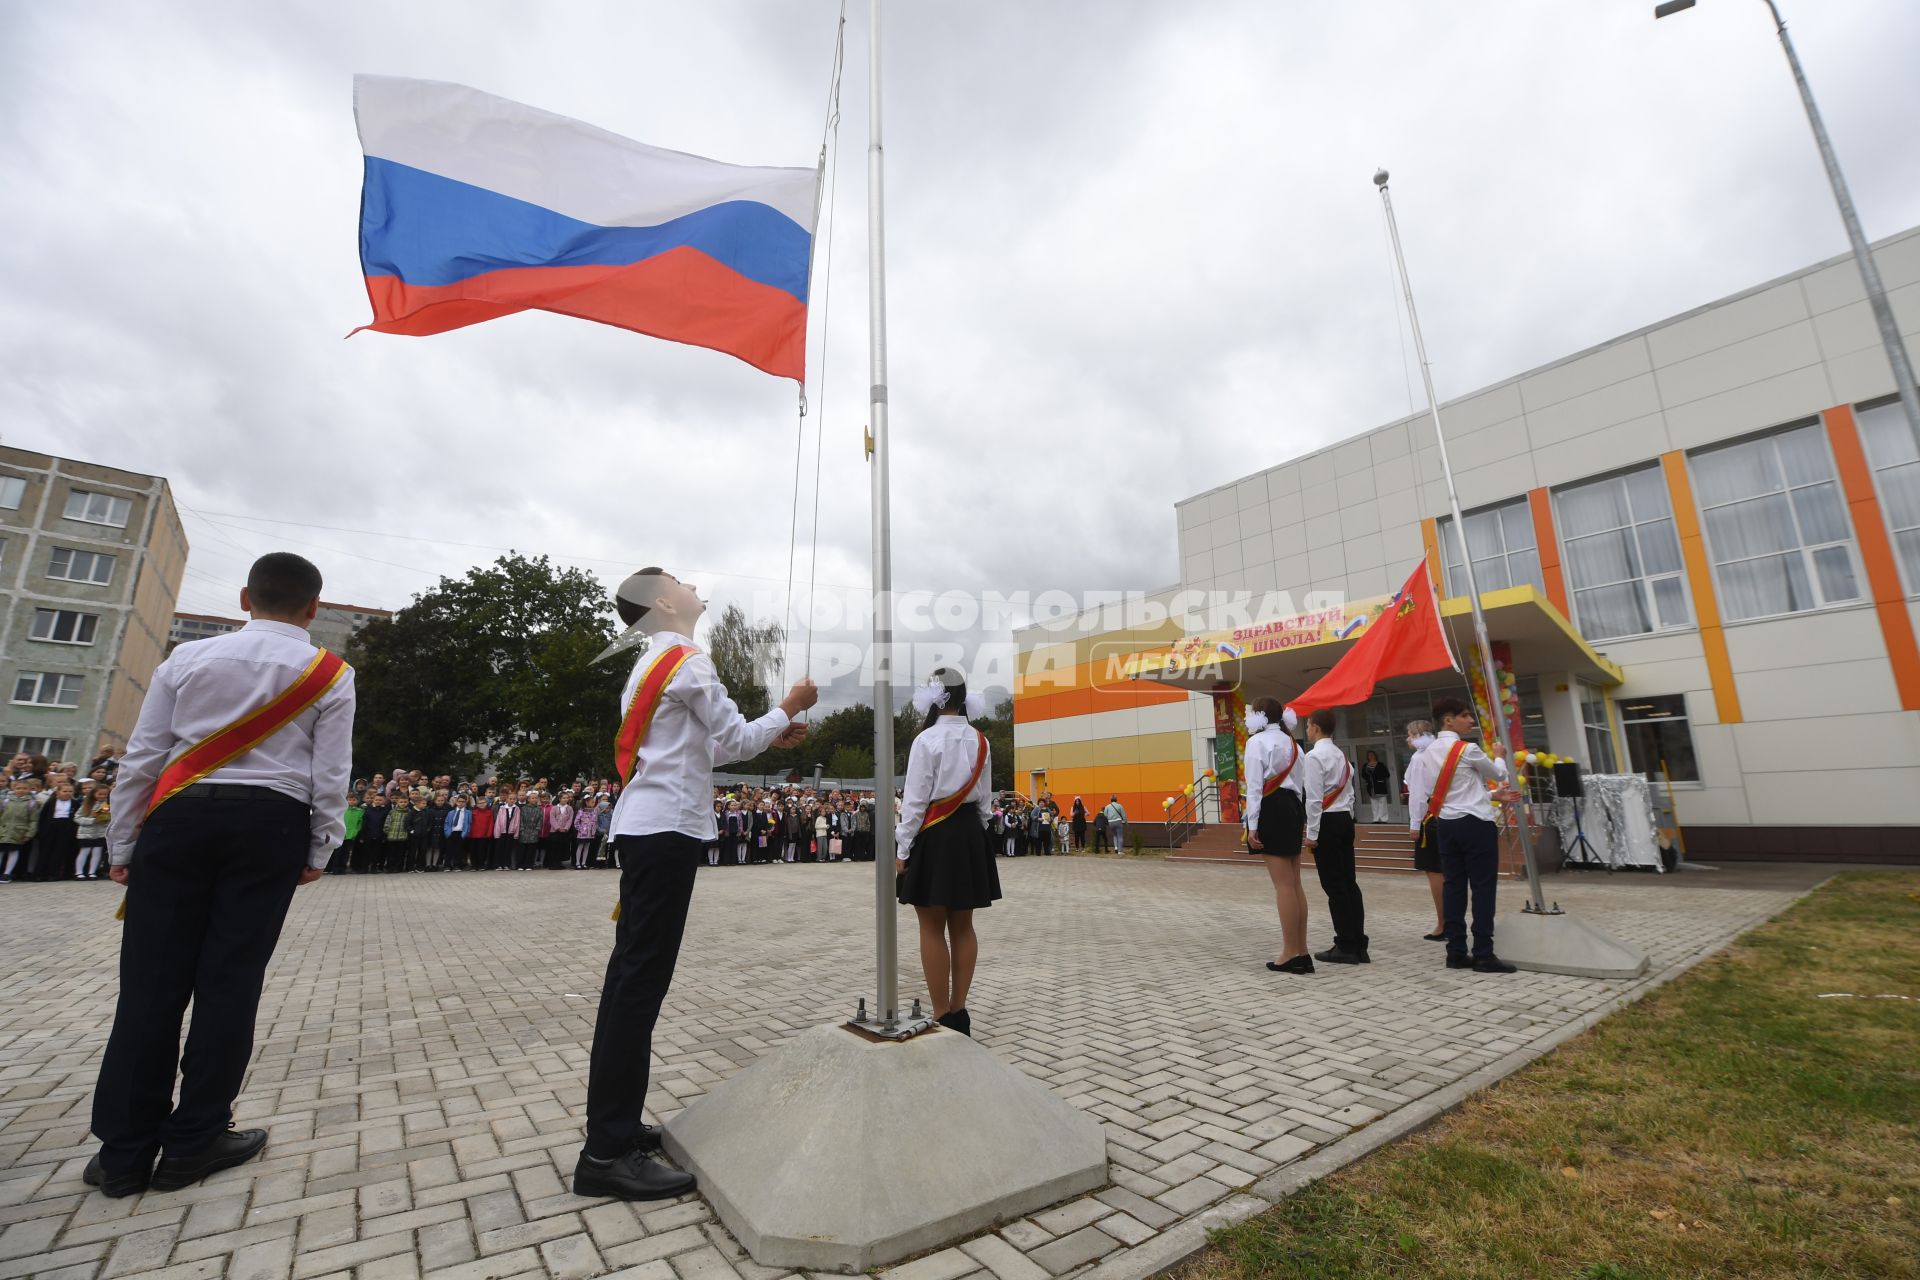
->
[616,566,667,627]
[1431,696,1470,722]
[1308,708,1336,736]
[247,552,324,615]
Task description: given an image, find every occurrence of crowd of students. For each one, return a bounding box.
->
[0,749,123,882]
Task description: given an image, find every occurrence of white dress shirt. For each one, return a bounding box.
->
[1404,746,1439,833]
[1241,727,1304,832]
[1302,737,1355,842]
[894,714,994,853]
[109,619,357,868]
[609,633,790,842]
[1417,730,1509,823]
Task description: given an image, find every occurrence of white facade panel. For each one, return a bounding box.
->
[1440,382,1524,435]
[1265,464,1302,500]
[1660,365,1835,451]
[1531,414,1671,490]
[1722,608,1887,673]
[1654,320,1825,409]
[1239,502,1273,536]
[1335,469,1377,507]
[1453,453,1537,510]
[1518,335,1654,411]
[1369,421,1413,462]
[1373,453,1416,496]
[1646,281,1809,368]
[1734,659,1898,722]
[1271,519,1307,560]
[1300,483,1339,520]
[1523,374,1664,449]
[1333,438,1373,477]
[1747,768,1920,827]
[1339,501,1383,540]
[1307,543,1347,582]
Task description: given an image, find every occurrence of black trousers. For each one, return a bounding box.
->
[585,832,702,1159]
[1311,812,1368,953]
[1438,815,1499,960]
[92,790,308,1177]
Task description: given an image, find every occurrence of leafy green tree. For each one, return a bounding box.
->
[826,744,875,779]
[982,697,1015,791]
[705,603,782,722]
[347,553,625,781]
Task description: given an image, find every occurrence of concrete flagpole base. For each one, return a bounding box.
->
[662,1022,1108,1273]
[1494,909,1651,979]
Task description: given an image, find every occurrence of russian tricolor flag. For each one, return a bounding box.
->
[353,75,818,380]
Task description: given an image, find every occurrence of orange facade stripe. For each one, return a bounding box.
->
[1528,487,1571,615]
[1013,666,1188,724]
[1420,518,1444,592]
[1822,406,1920,710]
[1661,451,1743,724]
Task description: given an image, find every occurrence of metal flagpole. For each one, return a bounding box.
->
[1375,169,1556,917]
[861,0,905,1033]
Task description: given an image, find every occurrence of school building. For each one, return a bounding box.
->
[1013,226,1920,862]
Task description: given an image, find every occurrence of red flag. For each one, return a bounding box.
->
[1286,562,1456,717]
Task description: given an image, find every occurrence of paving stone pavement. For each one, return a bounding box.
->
[0,858,1803,1280]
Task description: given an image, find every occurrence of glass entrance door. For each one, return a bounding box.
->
[1345,736,1402,826]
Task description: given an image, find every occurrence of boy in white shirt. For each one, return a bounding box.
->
[1302,708,1367,964]
[1420,697,1515,973]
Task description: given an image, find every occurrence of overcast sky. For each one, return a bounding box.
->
[3,0,1917,701]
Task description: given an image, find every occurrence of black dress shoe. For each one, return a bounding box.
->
[1445,955,1474,969]
[83,1153,151,1198]
[632,1124,663,1154]
[1266,956,1315,974]
[1473,956,1518,973]
[1314,947,1370,965]
[937,1008,972,1037]
[572,1149,695,1201]
[1422,931,1447,942]
[151,1128,268,1191]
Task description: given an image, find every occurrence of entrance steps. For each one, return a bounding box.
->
[1168,822,1524,878]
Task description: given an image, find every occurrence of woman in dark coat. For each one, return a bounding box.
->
[1070,796,1088,851]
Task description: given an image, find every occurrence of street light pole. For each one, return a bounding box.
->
[1656,0,1920,455]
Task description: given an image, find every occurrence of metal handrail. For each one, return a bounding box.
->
[1164,777,1220,849]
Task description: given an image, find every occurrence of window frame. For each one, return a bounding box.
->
[1619,693,1700,785]
[1853,396,1920,598]
[0,735,71,759]
[1578,683,1618,773]
[11,671,85,708]
[1552,465,1694,641]
[45,546,116,585]
[29,608,101,646]
[0,476,25,510]
[1690,421,1866,623]
[62,489,132,528]
[1437,497,1545,599]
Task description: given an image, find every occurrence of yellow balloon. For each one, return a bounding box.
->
[1182,784,1194,797]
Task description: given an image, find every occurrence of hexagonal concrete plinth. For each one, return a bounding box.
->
[662,1022,1108,1273]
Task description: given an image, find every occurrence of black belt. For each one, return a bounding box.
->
[176,783,302,803]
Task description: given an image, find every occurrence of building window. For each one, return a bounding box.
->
[1620,694,1699,783]
[0,736,70,760]
[0,476,24,510]
[46,546,115,585]
[1691,422,1862,620]
[1555,467,1690,639]
[30,609,99,645]
[1579,684,1617,772]
[63,489,132,527]
[1855,397,1920,594]
[12,672,84,708]
[1438,499,1543,598]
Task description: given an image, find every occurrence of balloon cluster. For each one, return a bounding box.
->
[1515,751,1565,771]
[1162,796,1175,811]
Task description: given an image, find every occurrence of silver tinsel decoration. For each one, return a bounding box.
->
[1552,773,1663,872]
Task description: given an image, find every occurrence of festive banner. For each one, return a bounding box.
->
[1210,687,1246,824]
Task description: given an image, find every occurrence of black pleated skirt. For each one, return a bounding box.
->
[1255,788,1305,859]
[897,812,1002,909]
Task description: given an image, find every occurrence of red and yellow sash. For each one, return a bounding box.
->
[1425,741,1469,823]
[613,644,695,786]
[921,732,989,833]
[146,649,348,816]
[1261,738,1299,797]
[1325,758,1353,807]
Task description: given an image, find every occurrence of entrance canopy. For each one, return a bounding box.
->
[1122,585,1623,700]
